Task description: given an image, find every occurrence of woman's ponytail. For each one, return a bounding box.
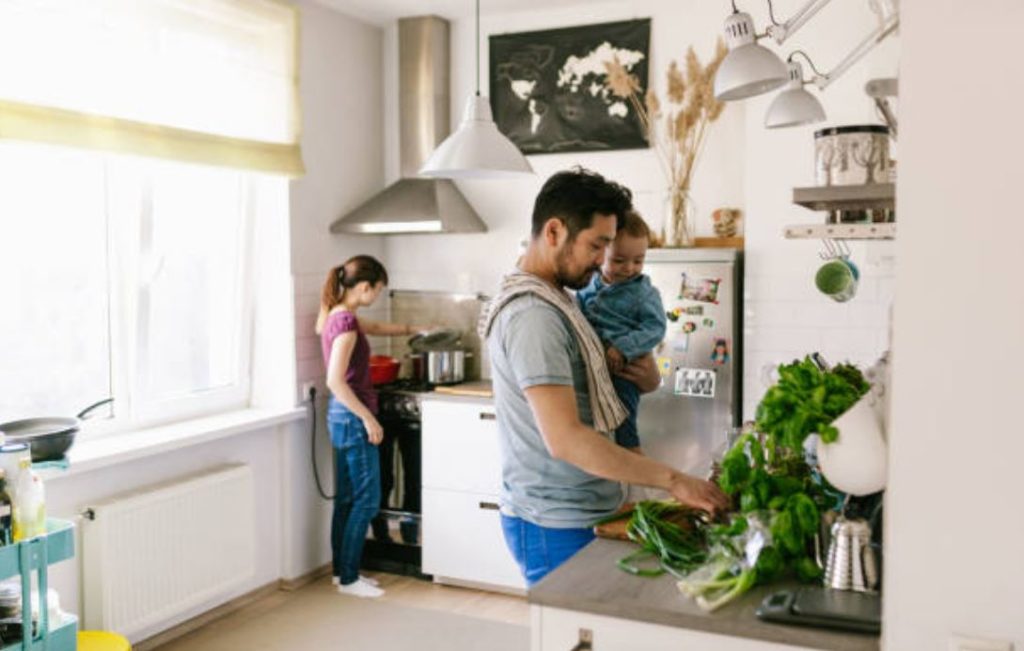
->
[314,255,389,334]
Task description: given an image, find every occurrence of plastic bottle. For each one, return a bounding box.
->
[12,459,44,542]
[0,470,11,545]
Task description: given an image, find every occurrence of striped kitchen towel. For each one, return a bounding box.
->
[479,270,626,434]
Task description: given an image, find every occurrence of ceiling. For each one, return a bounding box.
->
[315,0,589,25]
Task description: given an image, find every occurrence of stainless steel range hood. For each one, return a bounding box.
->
[330,16,486,235]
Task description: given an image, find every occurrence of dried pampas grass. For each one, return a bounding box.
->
[604,40,727,207]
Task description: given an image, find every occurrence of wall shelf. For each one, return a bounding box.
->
[784,223,896,240]
[792,183,895,211]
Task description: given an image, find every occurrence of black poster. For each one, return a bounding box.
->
[489,19,651,155]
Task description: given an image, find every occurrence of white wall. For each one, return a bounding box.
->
[382,0,746,297]
[740,0,898,416]
[378,0,898,417]
[291,0,388,399]
[42,3,390,641]
[884,1,1024,649]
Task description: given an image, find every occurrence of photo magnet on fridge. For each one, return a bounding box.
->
[710,338,730,366]
[674,367,717,398]
[682,321,697,334]
[679,273,722,304]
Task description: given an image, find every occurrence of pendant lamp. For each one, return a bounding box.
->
[764,60,825,128]
[419,0,533,179]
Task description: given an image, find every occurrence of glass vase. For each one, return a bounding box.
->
[662,187,696,248]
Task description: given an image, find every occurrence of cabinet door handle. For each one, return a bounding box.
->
[479,412,496,421]
[478,501,499,511]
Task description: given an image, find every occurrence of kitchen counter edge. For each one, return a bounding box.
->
[528,538,879,651]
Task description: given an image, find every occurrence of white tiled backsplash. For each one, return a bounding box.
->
[741,240,895,419]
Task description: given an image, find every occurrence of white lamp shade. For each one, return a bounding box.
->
[714,43,788,101]
[419,94,534,179]
[714,11,787,102]
[765,87,826,128]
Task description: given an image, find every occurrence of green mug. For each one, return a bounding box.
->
[815,259,858,302]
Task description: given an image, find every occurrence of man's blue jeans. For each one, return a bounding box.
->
[500,514,595,587]
[329,412,381,585]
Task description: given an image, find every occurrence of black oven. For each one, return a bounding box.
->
[361,380,428,578]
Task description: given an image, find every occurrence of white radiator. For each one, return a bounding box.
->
[82,464,256,639]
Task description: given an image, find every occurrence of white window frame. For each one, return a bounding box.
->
[87,157,261,435]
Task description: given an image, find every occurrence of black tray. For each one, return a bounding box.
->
[756,587,881,635]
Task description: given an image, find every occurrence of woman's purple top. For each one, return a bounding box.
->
[320,310,377,415]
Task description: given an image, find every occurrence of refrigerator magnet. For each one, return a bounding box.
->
[656,356,673,377]
[703,317,716,328]
[682,321,698,334]
[685,305,704,316]
[671,333,689,352]
[666,307,683,322]
[674,367,717,398]
[710,338,730,366]
[679,273,722,304]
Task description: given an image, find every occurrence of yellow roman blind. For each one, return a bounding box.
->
[0,0,303,176]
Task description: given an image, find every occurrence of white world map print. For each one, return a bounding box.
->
[490,19,651,154]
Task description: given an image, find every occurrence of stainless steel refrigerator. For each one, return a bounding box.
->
[636,248,742,478]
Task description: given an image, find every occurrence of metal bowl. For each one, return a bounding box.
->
[7,430,76,463]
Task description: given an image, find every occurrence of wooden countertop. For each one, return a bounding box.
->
[430,380,493,398]
[529,539,879,651]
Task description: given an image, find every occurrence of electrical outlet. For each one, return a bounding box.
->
[300,381,316,402]
[950,635,1013,651]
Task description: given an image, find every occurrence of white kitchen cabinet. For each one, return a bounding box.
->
[422,487,523,589]
[421,398,503,495]
[421,396,526,593]
[533,606,820,651]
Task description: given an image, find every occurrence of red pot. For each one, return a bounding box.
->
[369,355,400,385]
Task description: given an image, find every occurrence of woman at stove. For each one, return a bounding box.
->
[316,255,428,598]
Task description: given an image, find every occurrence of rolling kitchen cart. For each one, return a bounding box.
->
[0,519,77,650]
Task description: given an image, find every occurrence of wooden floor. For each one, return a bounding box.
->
[363,572,529,626]
[149,571,530,650]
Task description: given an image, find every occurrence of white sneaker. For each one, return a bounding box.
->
[337,577,385,598]
[332,575,378,587]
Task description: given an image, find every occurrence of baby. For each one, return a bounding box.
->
[577,210,667,450]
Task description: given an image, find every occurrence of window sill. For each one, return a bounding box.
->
[40,405,307,482]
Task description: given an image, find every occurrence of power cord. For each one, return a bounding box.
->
[308,386,335,501]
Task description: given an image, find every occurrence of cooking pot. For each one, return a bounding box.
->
[408,350,473,386]
[369,355,401,385]
[0,398,113,462]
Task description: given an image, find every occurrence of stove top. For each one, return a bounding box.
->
[377,379,434,420]
[377,379,434,394]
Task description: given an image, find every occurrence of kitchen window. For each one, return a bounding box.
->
[0,0,301,432]
[0,141,276,428]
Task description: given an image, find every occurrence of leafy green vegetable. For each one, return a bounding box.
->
[754,545,784,581]
[755,356,869,450]
[609,501,708,577]
[615,357,870,613]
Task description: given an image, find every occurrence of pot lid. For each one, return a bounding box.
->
[408,328,462,352]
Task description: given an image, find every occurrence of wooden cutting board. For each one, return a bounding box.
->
[432,381,493,398]
[593,503,635,541]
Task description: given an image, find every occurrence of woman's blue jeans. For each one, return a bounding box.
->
[329,412,381,586]
[500,514,595,587]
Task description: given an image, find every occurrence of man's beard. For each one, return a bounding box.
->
[554,243,598,290]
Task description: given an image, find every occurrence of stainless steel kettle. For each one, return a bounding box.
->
[824,516,879,593]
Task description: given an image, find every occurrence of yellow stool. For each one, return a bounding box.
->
[78,631,131,651]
